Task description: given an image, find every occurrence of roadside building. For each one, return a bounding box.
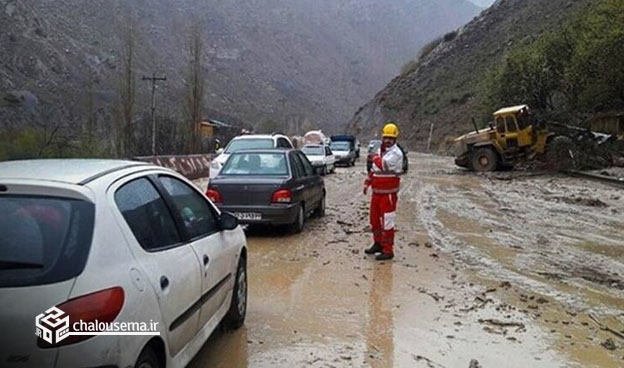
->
[199,118,244,152]
[589,112,624,139]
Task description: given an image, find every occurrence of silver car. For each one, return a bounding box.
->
[0,160,247,368]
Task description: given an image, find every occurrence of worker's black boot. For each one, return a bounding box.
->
[365,243,383,255]
[375,253,394,261]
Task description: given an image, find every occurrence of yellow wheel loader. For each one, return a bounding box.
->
[454,105,554,172]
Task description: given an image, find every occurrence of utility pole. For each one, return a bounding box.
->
[142,73,167,156]
[427,123,435,152]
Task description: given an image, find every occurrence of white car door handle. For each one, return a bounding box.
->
[160,276,169,290]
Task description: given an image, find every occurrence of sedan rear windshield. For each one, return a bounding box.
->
[330,142,350,151]
[302,146,323,155]
[0,196,94,287]
[225,138,274,153]
[221,153,288,176]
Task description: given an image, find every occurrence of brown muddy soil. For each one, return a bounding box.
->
[191,153,624,368]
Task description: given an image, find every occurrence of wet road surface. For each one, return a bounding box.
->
[192,153,624,368]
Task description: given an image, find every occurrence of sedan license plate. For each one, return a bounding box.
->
[234,212,262,221]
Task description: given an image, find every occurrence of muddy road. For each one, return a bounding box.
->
[191,153,624,368]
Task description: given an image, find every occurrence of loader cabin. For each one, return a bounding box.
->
[492,104,550,155]
[492,105,533,147]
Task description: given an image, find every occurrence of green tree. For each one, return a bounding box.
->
[484,43,560,111]
[568,0,624,110]
[481,0,624,116]
[258,119,282,134]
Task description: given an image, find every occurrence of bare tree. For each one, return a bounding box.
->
[84,77,96,149]
[115,16,137,157]
[185,22,205,153]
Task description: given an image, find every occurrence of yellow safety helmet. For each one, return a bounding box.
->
[382,122,399,139]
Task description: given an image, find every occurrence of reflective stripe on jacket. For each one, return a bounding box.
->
[367,144,403,193]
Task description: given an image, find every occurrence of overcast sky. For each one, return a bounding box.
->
[469,0,496,7]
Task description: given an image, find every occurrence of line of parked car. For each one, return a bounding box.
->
[205,132,363,233]
[0,132,389,368]
[0,133,367,368]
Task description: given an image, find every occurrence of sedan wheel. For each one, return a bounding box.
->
[314,194,326,218]
[236,265,247,316]
[224,256,247,329]
[292,204,305,233]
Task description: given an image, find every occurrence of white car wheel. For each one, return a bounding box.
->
[224,256,247,329]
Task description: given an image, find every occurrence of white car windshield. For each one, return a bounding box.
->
[302,146,324,155]
[225,138,273,153]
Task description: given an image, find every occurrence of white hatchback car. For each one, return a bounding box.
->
[209,133,293,179]
[0,160,247,368]
[301,144,336,175]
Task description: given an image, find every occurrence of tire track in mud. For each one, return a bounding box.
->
[477,177,624,299]
[412,165,624,316]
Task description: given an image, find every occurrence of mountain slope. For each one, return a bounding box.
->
[348,0,592,151]
[0,0,480,156]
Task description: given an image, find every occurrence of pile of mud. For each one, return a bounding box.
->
[526,135,624,172]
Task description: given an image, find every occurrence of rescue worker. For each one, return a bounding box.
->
[363,123,404,260]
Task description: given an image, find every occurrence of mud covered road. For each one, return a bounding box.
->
[191,153,624,368]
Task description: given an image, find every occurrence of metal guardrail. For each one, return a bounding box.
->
[134,154,214,180]
[565,170,624,188]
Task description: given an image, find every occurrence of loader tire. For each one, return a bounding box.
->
[545,136,576,171]
[471,148,499,172]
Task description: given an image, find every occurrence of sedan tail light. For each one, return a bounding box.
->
[272,189,292,203]
[38,287,124,348]
[206,188,223,203]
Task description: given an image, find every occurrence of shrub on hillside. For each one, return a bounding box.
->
[419,37,443,61]
[401,59,421,76]
[0,127,112,161]
[481,0,624,116]
[567,0,624,111]
[400,36,444,76]
[483,0,624,113]
[443,30,458,42]
[0,127,47,161]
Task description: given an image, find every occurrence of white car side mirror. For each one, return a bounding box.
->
[216,148,224,155]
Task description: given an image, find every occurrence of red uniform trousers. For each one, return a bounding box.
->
[369,192,398,255]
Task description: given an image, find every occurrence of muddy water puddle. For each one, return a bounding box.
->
[414,154,624,367]
[191,155,624,367]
